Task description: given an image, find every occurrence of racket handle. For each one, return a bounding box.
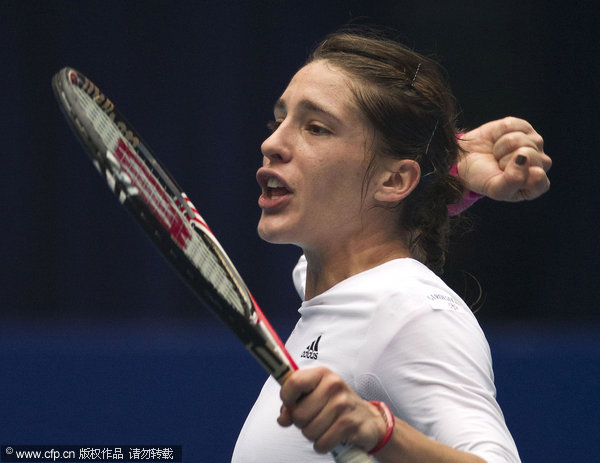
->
[331,443,375,462]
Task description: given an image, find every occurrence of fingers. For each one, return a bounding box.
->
[486,118,551,201]
[277,405,294,427]
[493,130,538,160]
[457,116,552,201]
[279,368,339,453]
[278,368,386,453]
[279,367,346,442]
[518,163,551,200]
[278,401,341,452]
[485,154,551,201]
[463,116,551,173]
[483,116,541,147]
[296,394,349,453]
[492,122,549,169]
[279,366,327,409]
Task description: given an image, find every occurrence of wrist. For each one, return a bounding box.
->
[448,163,484,216]
[368,401,395,454]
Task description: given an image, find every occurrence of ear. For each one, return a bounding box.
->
[373,159,421,204]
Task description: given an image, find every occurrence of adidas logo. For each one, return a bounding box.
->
[301,335,321,360]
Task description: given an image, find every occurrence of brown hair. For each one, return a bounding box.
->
[307,29,464,274]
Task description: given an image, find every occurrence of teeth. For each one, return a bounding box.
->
[267,177,284,188]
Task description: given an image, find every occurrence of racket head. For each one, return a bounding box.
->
[52,67,296,380]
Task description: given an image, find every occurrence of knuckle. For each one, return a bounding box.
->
[322,373,346,393]
[314,366,332,379]
[501,116,521,129]
[500,116,534,135]
[291,408,311,427]
[331,390,355,411]
[499,117,512,133]
[503,132,522,150]
[530,169,551,190]
[534,133,544,148]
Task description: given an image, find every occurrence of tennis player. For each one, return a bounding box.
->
[233,30,550,463]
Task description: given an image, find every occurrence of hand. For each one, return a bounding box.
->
[278,367,387,454]
[457,117,552,201]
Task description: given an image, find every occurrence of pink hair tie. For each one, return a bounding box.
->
[448,152,484,216]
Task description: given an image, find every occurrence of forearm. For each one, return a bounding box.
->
[373,417,486,463]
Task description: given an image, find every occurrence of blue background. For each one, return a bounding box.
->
[2,1,599,461]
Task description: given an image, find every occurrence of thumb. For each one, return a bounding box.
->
[486,154,529,201]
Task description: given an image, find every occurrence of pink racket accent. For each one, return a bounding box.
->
[114,139,191,248]
[69,70,78,84]
[180,192,211,231]
[250,293,298,372]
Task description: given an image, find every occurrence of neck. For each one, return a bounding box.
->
[302,230,411,300]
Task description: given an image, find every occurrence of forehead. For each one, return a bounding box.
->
[289,60,349,89]
[279,60,359,117]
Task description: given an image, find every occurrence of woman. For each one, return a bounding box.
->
[233,30,549,463]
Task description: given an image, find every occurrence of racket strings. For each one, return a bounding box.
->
[184,230,249,315]
[72,83,249,317]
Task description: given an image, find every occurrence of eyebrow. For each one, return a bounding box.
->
[273,98,343,125]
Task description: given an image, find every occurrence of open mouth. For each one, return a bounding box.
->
[257,170,292,198]
[266,177,290,198]
[257,170,292,210]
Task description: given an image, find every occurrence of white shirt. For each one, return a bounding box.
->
[232,257,520,463]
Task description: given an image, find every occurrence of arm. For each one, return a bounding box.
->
[456,117,551,203]
[278,367,485,462]
[278,296,519,463]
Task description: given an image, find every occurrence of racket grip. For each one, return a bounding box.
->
[331,443,375,463]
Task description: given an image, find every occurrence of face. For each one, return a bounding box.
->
[256,60,375,251]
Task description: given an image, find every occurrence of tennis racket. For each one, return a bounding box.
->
[52,67,374,463]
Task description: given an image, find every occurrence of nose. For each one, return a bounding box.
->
[261,123,292,164]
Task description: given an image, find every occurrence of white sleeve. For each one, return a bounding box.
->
[355,298,520,463]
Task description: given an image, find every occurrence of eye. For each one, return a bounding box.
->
[306,123,331,135]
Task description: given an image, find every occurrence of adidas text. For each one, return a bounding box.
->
[301,335,321,360]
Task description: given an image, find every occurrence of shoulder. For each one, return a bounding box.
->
[366,259,475,319]
[377,260,489,356]
[358,259,492,377]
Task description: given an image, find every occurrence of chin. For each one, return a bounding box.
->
[257,227,288,244]
[256,218,296,245]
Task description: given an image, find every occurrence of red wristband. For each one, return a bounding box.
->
[368,401,395,454]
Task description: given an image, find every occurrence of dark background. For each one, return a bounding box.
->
[2,1,599,462]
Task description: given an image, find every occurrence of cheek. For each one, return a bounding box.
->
[310,164,366,209]
[300,143,370,206]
